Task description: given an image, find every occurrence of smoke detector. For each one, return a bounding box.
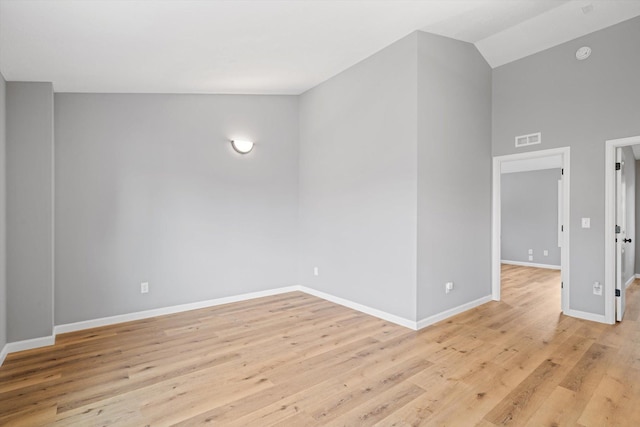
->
[576,46,592,60]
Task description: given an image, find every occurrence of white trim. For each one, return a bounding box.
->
[416,295,493,330]
[55,285,497,336]
[298,286,417,330]
[605,136,640,324]
[0,286,500,367]
[501,260,561,270]
[564,309,607,324]
[635,273,640,279]
[0,344,8,366]
[492,156,501,301]
[54,285,419,335]
[4,335,55,354]
[493,147,570,314]
[54,286,301,335]
[626,275,635,289]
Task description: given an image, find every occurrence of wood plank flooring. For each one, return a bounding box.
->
[1,264,640,426]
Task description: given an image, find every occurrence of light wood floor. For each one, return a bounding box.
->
[1,265,639,426]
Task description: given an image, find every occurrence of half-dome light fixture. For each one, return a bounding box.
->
[231,140,254,154]
[575,46,592,61]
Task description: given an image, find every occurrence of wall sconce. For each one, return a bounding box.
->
[231,140,254,154]
[575,46,591,60]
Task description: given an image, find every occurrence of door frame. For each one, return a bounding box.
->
[604,135,640,324]
[492,147,570,314]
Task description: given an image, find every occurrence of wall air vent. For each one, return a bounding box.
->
[515,132,541,148]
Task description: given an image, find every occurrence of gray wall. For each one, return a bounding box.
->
[636,159,640,275]
[492,16,640,316]
[501,168,561,266]
[6,82,54,341]
[54,94,298,324]
[621,147,635,285]
[298,34,418,321]
[6,17,637,339]
[416,31,492,320]
[0,73,6,350]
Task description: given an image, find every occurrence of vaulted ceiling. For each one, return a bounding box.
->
[1,0,638,94]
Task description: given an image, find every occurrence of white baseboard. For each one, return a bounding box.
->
[54,286,495,336]
[2,283,581,367]
[416,295,493,330]
[4,335,55,354]
[501,260,561,270]
[564,308,609,324]
[54,286,301,335]
[298,286,417,330]
[0,344,8,366]
[626,275,635,289]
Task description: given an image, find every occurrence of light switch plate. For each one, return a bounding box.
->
[582,218,590,228]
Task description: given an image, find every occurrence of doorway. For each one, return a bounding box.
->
[492,147,570,314]
[605,135,640,324]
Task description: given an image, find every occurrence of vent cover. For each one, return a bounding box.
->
[515,132,541,148]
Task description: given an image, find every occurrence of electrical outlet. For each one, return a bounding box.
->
[582,218,591,228]
[528,249,533,255]
[141,282,149,294]
[593,281,602,296]
[313,267,319,276]
[543,250,548,256]
[528,255,533,261]
[445,282,454,294]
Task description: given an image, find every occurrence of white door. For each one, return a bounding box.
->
[615,147,626,321]
[558,175,566,313]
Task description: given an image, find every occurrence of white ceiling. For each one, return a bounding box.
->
[1,0,639,94]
